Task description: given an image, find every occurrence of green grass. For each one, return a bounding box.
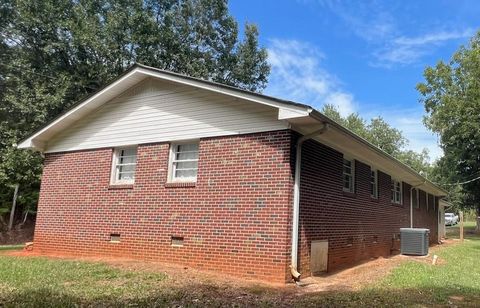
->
[0,245,23,251]
[0,224,479,307]
[300,222,480,307]
[0,257,167,307]
[374,227,480,305]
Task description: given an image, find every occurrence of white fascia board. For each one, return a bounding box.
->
[278,108,311,120]
[17,69,146,150]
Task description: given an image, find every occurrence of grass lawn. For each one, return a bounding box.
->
[0,223,479,307]
[300,222,480,307]
[0,245,23,251]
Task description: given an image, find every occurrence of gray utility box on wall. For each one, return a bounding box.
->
[400,228,430,256]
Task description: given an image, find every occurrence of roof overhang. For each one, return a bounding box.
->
[18,64,311,151]
[17,63,447,196]
[287,111,446,196]
[439,199,453,208]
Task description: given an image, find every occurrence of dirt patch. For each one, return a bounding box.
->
[4,249,400,296]
[0,221,34,245]
[300,256,406,293]
[4,249,292,290]
[4,238,462,297]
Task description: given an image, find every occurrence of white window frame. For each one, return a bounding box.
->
[391,178,402,204]
[110,146,137,185]
[342,157,355,193]
[168,141,199,183]
[370,169,378,199]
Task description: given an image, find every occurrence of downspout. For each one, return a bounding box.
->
[291,123,329,280]
[410,181,425,228]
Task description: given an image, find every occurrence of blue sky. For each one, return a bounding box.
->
[229,0,480,160]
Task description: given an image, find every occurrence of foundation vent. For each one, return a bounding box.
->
[110,233,121,242]
[171,236,184,247]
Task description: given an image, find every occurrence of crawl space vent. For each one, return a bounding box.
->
[171,236,184,247]
[110,233,121,242]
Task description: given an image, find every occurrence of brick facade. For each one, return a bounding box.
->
[34,129,439,282]
[297,139,438,276]
[34,130,294,283]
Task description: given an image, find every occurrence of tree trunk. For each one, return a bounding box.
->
[476,205,480,233]
[8,184,19,231]
[21,210,28,226]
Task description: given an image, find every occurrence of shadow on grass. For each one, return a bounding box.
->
[2,284,480,307]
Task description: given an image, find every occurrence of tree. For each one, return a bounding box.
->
[0,0,270,227]
[417,30,480,229]
[367,118,407,157]
[321,104,431,173]
[396,149,432,176]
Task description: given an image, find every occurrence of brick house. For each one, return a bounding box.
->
[19,64,446,283]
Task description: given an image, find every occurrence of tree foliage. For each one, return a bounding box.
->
[417,31,480,216]
[322,104,432,174]
[0,0,270,224]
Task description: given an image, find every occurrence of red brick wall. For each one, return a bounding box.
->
[34,130,294,283]
[35,128,440,282]
[297,139,438,276]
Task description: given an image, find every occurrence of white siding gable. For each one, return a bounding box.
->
[45,78,288,153]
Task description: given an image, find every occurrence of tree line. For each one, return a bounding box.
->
[0,0,269,228]
[1,0,479,229]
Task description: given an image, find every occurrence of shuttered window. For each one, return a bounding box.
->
[370,170,378,198]
[343,158,355,193]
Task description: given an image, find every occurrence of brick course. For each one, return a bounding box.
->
[34,129,439,282]
[297,139,438,276]
[34,130,294,282]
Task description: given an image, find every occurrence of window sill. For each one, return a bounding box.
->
[391,202,403,207]
[164,182,196,188]
[342,191,356,198]
[108,184,134,190]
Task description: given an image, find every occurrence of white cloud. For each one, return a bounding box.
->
[324,92,356,117]
[316,0,396,42]
[264,38,442,161]
[374,29,475,66]
[362,107,443,161]
[265,39,356,114]
[307,0,474,67]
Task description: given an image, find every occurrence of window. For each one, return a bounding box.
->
[169,142,199,182]
[426,193,430,211]
[370,169,378,198]
[391,179,402,204]
[343,158,355,193]
[111,147,137,184]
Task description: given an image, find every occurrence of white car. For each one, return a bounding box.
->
[445,213,459,226]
